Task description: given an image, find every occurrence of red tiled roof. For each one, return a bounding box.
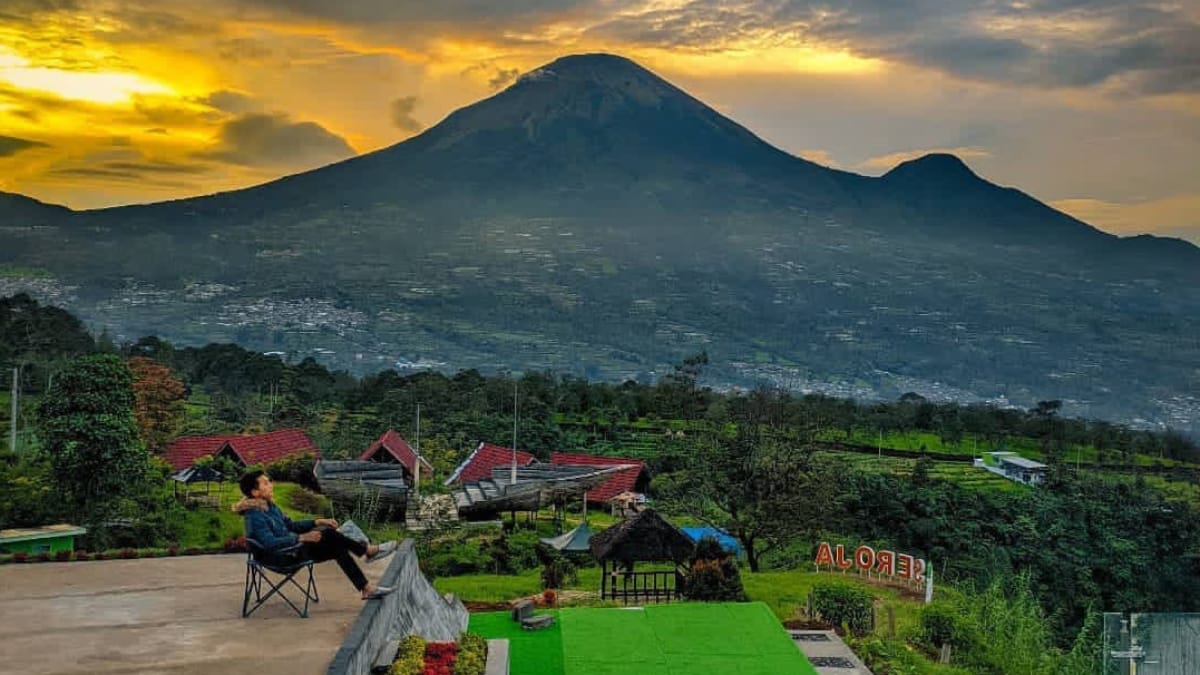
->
[164,435,236,471]
[550,452,647,503]
[228,429,319,466]
[447,442,536,484]
[359,429,433,476]
[164,429,319,471]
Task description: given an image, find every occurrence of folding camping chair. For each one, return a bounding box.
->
[242,537,320,618]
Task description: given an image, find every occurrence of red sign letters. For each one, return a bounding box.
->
[814,542,926,582]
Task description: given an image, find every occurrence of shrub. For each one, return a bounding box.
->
[391,635,426,675]
[35,551,51,562]
[846,635,974,675]
[287,488,328,516]
[12,552,28,563]
[502,529,542,573]
[224,536,248,553]
[427,539,492,577]
[119,548,138,559]
[454,633,487,675]
[683,536,746,601]
[542,589,558,606]
[266,453,319,491]
[812,581,873,635]
[920,601,979,652]
[538,546,577,589]
[55,550,72,562]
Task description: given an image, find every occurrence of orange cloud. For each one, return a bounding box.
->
[1052,196,1200,243]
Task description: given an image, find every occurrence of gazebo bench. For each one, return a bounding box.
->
[512,599,554,630]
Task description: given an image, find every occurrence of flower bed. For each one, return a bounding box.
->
[390,634,487,675]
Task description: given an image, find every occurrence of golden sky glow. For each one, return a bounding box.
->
[0,0,1196,242]
[0,48,175,104]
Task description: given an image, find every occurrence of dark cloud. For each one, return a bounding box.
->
[47,165,193,188]
[202,112,356,168]
[0,135,48,157]
[233,0,593,25]
[389,96,422,133]
[202,90,260,114]
[103,160,208,175]
[0,0,80,23]
[488,68,521,91]
[586,0,1200,95]
[216,37,275,64]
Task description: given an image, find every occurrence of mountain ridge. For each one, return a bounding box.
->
[2,53,1198,432]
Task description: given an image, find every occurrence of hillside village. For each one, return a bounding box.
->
[3,294,1199,673]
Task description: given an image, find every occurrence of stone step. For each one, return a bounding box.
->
[484,639,509,675]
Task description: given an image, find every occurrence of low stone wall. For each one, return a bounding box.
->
[327,539,469,675]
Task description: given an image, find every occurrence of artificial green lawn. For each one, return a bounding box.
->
[470,602,817,675]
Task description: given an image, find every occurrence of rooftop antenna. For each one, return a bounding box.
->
[511,379,519,485]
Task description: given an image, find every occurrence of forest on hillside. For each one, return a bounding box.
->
[3,292,1199,663]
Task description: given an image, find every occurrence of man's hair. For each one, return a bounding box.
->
[239,470,266,498]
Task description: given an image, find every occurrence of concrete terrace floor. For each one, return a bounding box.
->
[0,555,383,675]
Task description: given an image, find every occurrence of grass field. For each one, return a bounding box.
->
[438,562,938,648]
[172,480,328,548]
[470,602,817,675]
[821,452,1027,494]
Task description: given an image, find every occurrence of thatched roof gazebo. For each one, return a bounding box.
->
[589,510,696,603]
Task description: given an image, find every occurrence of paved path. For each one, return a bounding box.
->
[0,555,382,675]
[789,630,873,675]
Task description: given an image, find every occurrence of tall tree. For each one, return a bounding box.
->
[128,356,186,453]
[37,354,150,535]
[667,394,842,571]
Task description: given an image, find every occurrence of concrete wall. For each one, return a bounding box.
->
[326,539,469,675]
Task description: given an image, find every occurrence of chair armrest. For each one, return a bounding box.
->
[245,537,303,556]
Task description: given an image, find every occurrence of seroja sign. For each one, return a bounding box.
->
[814,542,927,583]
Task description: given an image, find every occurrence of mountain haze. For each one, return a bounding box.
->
[3,54,1198,431]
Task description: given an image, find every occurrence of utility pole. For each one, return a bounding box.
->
[9,367,17,454]
[511,380,519,485]
[414,403,420,499]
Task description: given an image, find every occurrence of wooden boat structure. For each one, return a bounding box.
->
[453,464,629,517]
[313,460,410,518]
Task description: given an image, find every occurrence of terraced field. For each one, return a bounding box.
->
[821,452,1028,493]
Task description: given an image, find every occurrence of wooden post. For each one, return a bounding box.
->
[887,606,896,638]
[939,643,952,664]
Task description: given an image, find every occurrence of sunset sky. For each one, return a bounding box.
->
[0,0,1197,242]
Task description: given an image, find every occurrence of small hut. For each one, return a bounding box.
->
[608,490,646,518]
[540,522,594,554]
[171,465,226,508]
[589,510,695,604]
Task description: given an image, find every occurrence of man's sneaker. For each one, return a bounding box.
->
[362,585,394,600]
[364,540,398,563]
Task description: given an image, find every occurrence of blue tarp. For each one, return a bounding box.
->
[681,526,744,556]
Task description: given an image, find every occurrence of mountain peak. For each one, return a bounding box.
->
[884,153,979,181]
[524,53,647,80]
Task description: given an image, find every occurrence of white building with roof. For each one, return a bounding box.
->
[974,451,1048,485]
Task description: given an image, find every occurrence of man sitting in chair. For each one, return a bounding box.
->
[234,470,398,600]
